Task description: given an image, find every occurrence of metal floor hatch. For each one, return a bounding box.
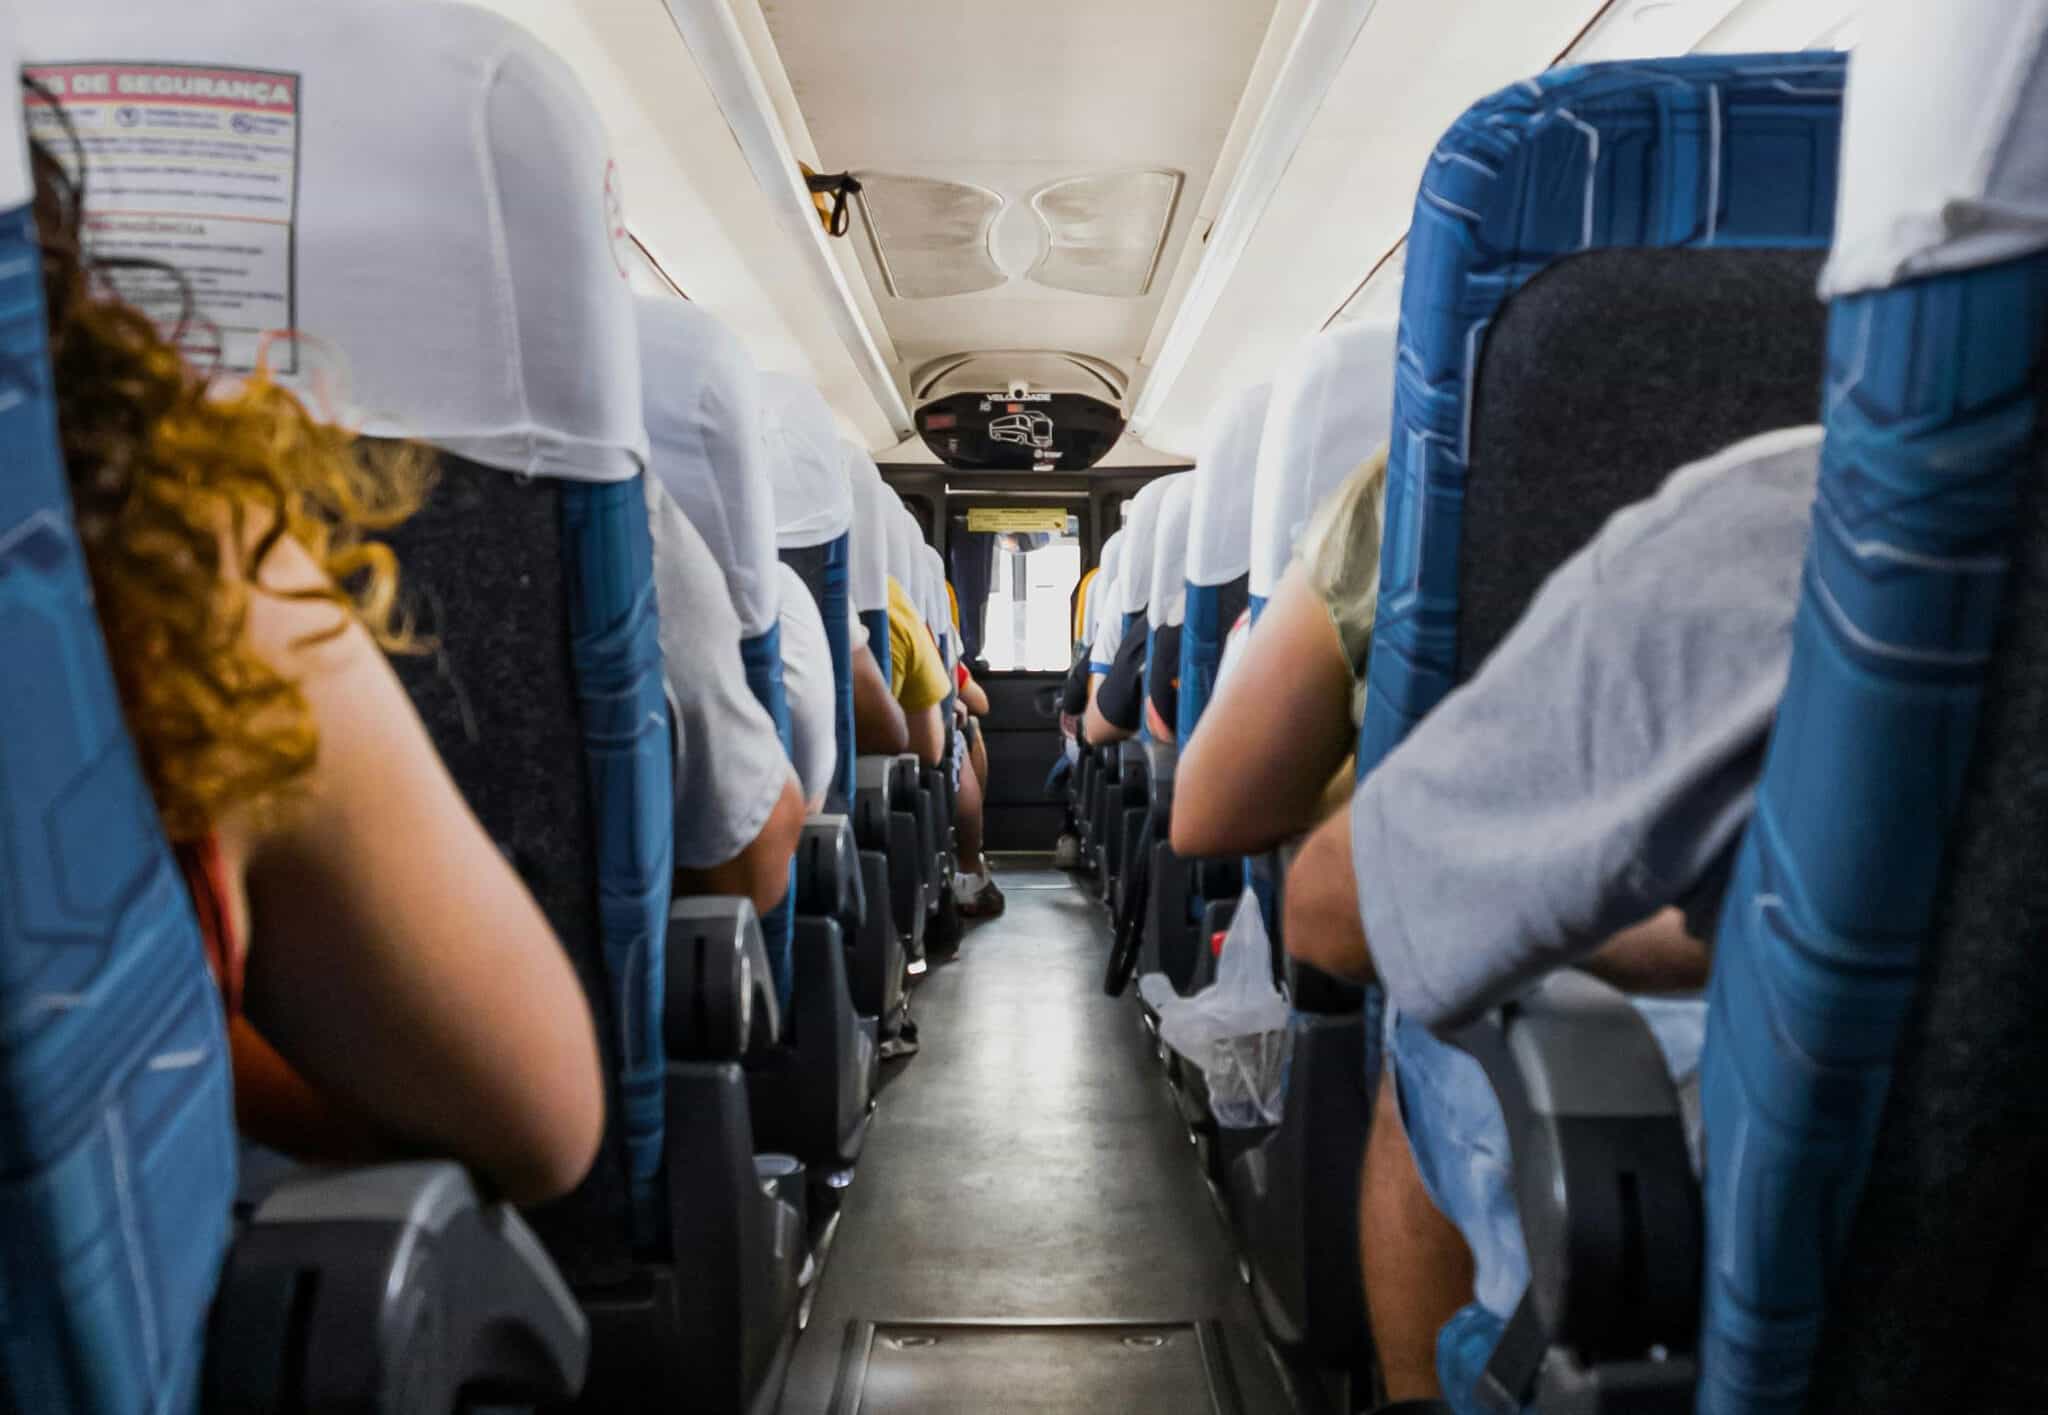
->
[828,1320,1241,1414]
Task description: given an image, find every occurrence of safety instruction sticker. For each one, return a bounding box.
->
[24,63,302,373]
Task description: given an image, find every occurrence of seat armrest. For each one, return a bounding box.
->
[206,1162,588,1410]
[797,813,862,922]
[1449,971,1700,1407]
[665,896,780,1059]
[855,754,894,793]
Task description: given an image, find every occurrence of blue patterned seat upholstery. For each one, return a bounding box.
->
[0,88,234,1415]
[1361,52,1847,775]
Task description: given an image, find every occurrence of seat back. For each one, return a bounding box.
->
[639,295,786,737]
[25,0,676,1273]
[1708,12,2048,1409]
[1249,320,1397,624]
[847,444,895,682]
[1,47,237,1411]
[1146,475,1195,726]
[763,374,856,804]
[1115,473,1173,633]
[1358,52,1846,782]
[1093,533,1124,632]
[1181,384,1268,740]
[639,296,798,1008]
[919,543,955,673]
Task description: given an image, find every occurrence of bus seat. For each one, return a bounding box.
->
[641,898,805,1415]
[1718,14,2048,1411]
[23,2,826,1405]
[912,541,968,948]
[749,372,875,1184]
[846,444,894,679]
[1342,48,1847,1413]
[1071,530,1124,876]
[865,501,938,962]
[1102,478,1172,905]
[1249,320,1398,625]
[852,453,897,696]
[638,295,800,1017]
[1243,322,1397,962]
[1180,383,1269,742]
[1137,476,1199,996]
[3,7,585,1407]
[824,448,910,1028]
[763,374,857,806]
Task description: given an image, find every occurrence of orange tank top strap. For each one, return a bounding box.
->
[175,832,244,1020]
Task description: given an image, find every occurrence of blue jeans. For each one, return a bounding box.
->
[1389,998,1705,1411]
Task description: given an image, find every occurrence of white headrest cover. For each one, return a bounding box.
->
[1091,531,1125,641]
[888,503,922,584]
[1,5,26,211]
[1116,475,1174,616]
[1251,320,1397,599]
[1822,0,2048,296]
[20,0,645,481]
[640,296,779,637]
[1186,383,1272,590]
[845,444,892,615]
[920,545,952,660]
[1149,476,1196,629]
[759,373,853,548]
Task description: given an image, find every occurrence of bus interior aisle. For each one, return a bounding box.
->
[779,869,1296,1415]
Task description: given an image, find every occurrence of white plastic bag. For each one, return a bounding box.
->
[1156,889,1293,1128]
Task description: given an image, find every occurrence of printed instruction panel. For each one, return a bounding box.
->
[25,63,301,373]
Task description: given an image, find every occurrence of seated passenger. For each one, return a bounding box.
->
[32,138,602,1203]
[852,615,910,757]
[1283,428,1821,1402]
[1083,607,1147,747]
[950,658,1003,919]
[776,559,837,811]
[886,572,950,766]
[1050,644,1091,867]
[1172,449,1386,857]
[645,480,807,917]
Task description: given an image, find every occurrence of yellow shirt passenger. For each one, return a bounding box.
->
[888,575,950,712]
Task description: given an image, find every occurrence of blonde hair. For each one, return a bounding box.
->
[1299,444,1390,683]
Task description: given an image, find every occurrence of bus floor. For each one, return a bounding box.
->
[777,869,1298,1414]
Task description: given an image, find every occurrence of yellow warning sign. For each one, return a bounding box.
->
[967,507,1072,534]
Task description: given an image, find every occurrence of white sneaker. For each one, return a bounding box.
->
[1054,834,1082,869]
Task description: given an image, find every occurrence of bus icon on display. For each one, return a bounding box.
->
[989,410,1055,450]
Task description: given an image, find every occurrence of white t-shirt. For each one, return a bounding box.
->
[777,561,838,810]
[645,480,797,868]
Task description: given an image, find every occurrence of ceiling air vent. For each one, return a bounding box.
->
[851,172,1006,299]
[1027,169,1184,298]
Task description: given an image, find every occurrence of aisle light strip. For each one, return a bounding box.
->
[1128,0,1382,440]
[660,0,915,439]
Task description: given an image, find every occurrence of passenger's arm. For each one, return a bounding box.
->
[1577,908,1711,994]
[1173,564,1356,858]
[905,701,946,767]
[228,535,604,1205]
[1144,696,1175,744]
[677,774,805,917]
[853,641,909,755]
[1085,624,1146,746]
[1084,695,1134,747]
[959,673,989,717]
[1283,808,1376,983]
